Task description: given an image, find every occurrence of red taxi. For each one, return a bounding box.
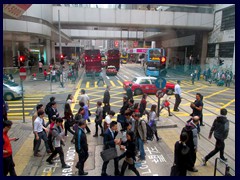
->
[123,77,175,95]
[106,66,117,76]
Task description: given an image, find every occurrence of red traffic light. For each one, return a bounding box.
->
[160,57,166,63]
[60,54,64,59]
[19,56,25,62]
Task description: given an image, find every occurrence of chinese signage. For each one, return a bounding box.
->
[3,4,32,18]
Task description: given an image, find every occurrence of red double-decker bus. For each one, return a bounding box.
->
[84,49,102,76]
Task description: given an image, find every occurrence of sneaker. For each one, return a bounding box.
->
[202,157,207,166]
[62,164,70,168]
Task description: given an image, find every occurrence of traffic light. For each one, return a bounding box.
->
[60,54,65,65]
[19,55,25,66]
[219,59,224,66]
[160,56,166,69]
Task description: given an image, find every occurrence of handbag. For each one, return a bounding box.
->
[170,164,180,176]
[164,100,170,107]
[100,148,117,162]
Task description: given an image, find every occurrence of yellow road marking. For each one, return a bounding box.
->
[117,80,123,86]
[94,81,98,88]
[8,112,30,116]
[8,104,37,107]
[7,100,41,103]
[86,82,90,88]
[71,78,83,111]
[185,86,208,93]
[13,136,33,175]
[221,99,235,109]
[110,80,116,87]
[8,108,33,111]
[204,88,229,99]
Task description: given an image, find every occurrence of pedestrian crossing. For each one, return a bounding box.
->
[80,79,205,89]
[6,95,45,121]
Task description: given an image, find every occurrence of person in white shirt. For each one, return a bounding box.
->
[66,94,75,104]
[159,89,172,116]
[104,110,115,132]
[51,68,57,82]
[33,110,51,157]
[173,80,182,112]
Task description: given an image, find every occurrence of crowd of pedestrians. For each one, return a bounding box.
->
[3,77,231,176]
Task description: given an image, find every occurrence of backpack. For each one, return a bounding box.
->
[45,102,51,115]
[140,120,154,141]
[181,123,195,145]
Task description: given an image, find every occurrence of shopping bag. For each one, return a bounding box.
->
[164,100,170,107]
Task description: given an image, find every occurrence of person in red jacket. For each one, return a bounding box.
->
[3,120,17,176]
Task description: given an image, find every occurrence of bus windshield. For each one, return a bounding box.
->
[149,49,161,58]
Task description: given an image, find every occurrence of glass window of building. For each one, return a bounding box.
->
[207,44,216,57]
[221,5,235,31]
[219,42,234,58]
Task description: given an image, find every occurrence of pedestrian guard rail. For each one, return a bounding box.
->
[214,157,235,176]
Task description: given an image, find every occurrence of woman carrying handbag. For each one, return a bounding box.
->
[159,89,172,116]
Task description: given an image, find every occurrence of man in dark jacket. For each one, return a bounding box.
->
[101,121,121,176]
[103,85,111,114]
[75,120,89,175]
[46,101,59,127]
[202,108,229,165]
[126,84,133,100]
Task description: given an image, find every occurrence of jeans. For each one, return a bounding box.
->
[205,138,225,161]
[137,137,145,160]
[77,150,89,174]
[34,131,50,155]
[47,147,65,166]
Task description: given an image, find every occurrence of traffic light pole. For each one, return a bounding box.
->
[21,80,26,123]
[58,10,64,88]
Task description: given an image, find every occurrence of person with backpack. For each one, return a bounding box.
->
[46,117,70,169]
[148,105,161,141]
[133,113,147,161]
[181,116,200,172]
[202,109,229,165]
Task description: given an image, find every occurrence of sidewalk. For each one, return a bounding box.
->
[12,66,84,96]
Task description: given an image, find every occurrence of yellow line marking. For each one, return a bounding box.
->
[185,86,208,93]
[117,80,123,86]
[71,78,83,111]
[94,81,98,88]
[7,100,41,103]
[86,82,90,88]
[8,104,37,107]
[221,99,235,109]
[8,112,30,116]
[204,88,230,99]
[13,136,33,175]
[110,80,116,87]
[8,108,33,111]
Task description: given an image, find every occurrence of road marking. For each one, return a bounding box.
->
[8,112,30,116]
[204,88,230,99]
[123,75,129,79]
[115,76,119,80]
[86,82,90,88]
[110,80,116,87]
[8,104,37,107]
[71,78,83,111]
[7,100,41,103]
[117,80,123,86]
[185,86,208,93]
[221,99,235,109]
[8,108,33,111]
[106,76,110,79]
[94,81,98,88]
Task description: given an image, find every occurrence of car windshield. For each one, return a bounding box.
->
[132,78,137,83]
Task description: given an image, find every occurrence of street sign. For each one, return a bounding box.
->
[155,77,166,89]
[3,4,32,19]
[19,67,27,80]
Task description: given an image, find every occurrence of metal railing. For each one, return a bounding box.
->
[214,158,235,176]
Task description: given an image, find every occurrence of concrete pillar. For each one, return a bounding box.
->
[51,41,56,64]
[232,44,235,74]
[151,41,156,48]
[200,32,208,70]
[46,39,51,65]
[166,48,171,68]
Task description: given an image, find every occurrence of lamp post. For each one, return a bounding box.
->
[58,10,64,88]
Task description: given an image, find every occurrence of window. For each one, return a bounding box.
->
[207,44,215,57]
[219,43,234,58]
[221,6,235,31]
